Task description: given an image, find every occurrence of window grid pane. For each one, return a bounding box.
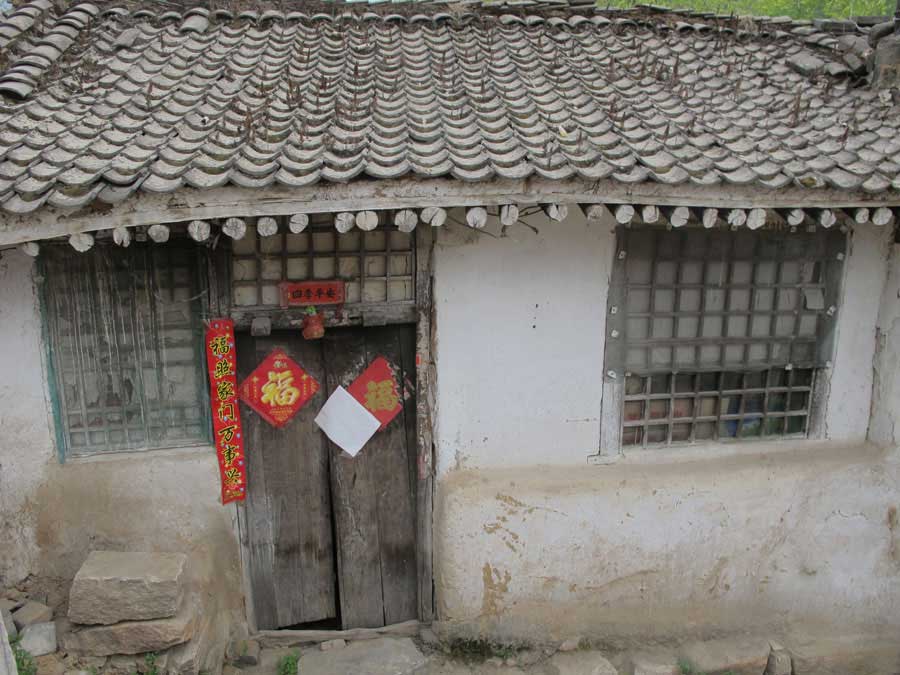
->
[617,227,842,374]
[44,242,211,457]
[230,214,415,308]
[621,368,815,448]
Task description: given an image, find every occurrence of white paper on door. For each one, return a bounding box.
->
[314,385,381,457]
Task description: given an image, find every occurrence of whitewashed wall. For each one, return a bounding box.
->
[870,240,900,448]
[432,213,900,644]
[433,208,613,473]
[0,251,50,583]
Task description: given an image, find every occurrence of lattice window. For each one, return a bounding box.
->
[230,215,415,309]
[605,226,845,448]
[42,243,211,457]
[621,368,816,447]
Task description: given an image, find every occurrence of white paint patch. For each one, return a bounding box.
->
[432,208,614,473]
[825,224,892,441]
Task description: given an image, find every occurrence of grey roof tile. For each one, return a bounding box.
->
[0,3,894,215]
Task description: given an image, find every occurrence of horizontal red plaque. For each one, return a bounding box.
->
[279,281,345,307]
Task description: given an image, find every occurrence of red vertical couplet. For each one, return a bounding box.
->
[205,318,247,504]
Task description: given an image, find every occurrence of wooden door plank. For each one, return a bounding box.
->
[236,334,279,631]
[323,330,386,628]
[282,337,337,625]
[363,327,418,626]
[237,334,337,629]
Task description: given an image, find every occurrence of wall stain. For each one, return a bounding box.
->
[496,493,564,516]
[481,562,511,617]
[888,505,900,566]
[704,556,731,597]
[482,520,521,553]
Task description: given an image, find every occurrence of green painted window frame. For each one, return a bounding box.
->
[39,240,212,461]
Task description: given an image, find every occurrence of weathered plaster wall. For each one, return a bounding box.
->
[0,250,242,654]
[434,442,900,644]
[432,214,899,643]
[870,240,900,449]
[0,251,48,584]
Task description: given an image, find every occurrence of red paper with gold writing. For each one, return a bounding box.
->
[279,281,345,307]
[239,349,319,428]
[204,319,246,504]
[347,356,403,431]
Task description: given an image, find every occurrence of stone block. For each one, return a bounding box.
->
[0,600,21,614]
[63,656,106,672]
[13,602,52,630]
[558,637,583,652]
[68,552,187,625]
[35,654,66,675]
[20,622,58,657]
[319,639,345,652]
[766,648,792,675]
[230,639,260,665]
[61,599,197,656]
[627,651,678,675]
[104,655,139,675]
[166,609,220,675]
[549,651,619,675]
[678,637,770,675]
[1,609,16,640]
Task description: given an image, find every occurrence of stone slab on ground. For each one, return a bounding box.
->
[625,651,678,675]
[296,637,426,675]
[61,598,197,656]
[542,651,619,675]
[68,551,187,625]
[19,622,57,657]
[12,602,52,631]
[785,631,900,675]
[678,636,770,675]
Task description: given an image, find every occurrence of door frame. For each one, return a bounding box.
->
[209,222,435,632]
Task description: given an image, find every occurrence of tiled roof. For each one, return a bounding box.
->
[0,1,898,217]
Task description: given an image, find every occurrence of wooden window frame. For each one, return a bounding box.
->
[601,224,845,453]
[222,214,417,330]
[39,240,212,460]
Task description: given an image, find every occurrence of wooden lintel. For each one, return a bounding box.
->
[1,176,899,246]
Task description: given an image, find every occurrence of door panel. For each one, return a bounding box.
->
[237,334,337,630]
[236,326,417,630]
[323,327,418,628]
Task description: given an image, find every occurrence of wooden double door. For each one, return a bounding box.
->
[235,325,418,630]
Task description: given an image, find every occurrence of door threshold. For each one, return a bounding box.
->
[253,619,421,648]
